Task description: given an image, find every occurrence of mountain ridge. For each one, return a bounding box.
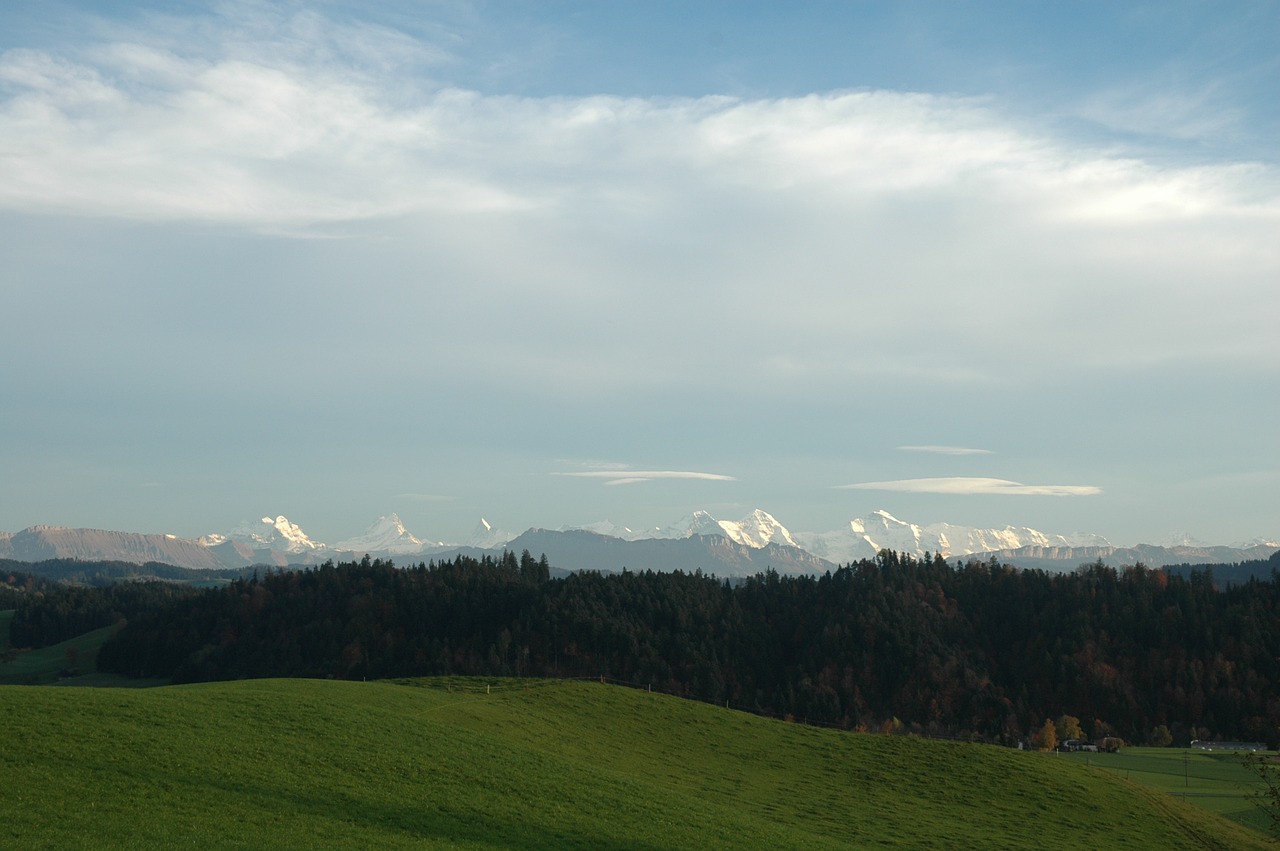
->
[1,510,1274,575]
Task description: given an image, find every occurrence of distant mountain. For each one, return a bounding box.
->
[654,509,799,548]
[333,514,438,555]
[1,509,1273,574]
[990,543,1280,571]
[467,518,516,550]
[0,516,338,570]
[0,526,230,569]
[657,510,723,540]
[495,528,832,577]
[559,520,655,541]
[718,509,799,548]
[794,509,1110,564]
[200,515,325,555]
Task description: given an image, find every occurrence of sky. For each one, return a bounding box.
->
[1,0,1277,547]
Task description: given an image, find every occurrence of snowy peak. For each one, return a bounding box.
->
[468,518,514,549]
[654,509,797,549]
[662,510,730,540]
[335,514,435,554]
[796,510,1114,564]
[843,510,924,558]
[201,515,324,554]
[560,520,650,541]
[720,509,798,548]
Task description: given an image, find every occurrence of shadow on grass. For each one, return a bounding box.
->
[50,756,675,851]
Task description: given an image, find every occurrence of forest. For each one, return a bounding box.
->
[21,549,1263,748]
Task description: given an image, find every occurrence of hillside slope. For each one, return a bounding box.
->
[0,679,1271,849]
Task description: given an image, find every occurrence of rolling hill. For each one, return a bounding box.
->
[0,678,1270,849]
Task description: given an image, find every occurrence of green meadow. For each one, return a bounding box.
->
[0,611,134,686]
[1065,747,1273,836]
[1,677,1272,849]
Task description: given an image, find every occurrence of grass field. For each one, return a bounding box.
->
[0,620,126,686]
[1,677,1273,849]
[0,611,165,687]
[1064,747,1273,835]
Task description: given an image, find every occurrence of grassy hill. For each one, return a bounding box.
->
[0,616,131,686]
[1,678,1273,849]
[1066,747,1273,835]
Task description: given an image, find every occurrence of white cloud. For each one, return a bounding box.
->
[897,445,993,456]
[557,470,737,486]
[1,25,1275,233]
[0,6,1275,481]
[835,477,1101,496]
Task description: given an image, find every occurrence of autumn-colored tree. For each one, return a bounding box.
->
[1032,718,1058,751]
[1055,714,1084,742]
[1095,731,1126,752]
[1149,724,1173,747]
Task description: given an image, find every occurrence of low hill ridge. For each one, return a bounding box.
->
[0,679,1269,849]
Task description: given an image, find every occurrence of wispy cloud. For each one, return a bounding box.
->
[897,445,992,456]
[557,470,737,487]
[835,477,1101,496]
[559,460,634,471]
[1075,79,1243,145]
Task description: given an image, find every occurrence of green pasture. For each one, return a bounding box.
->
[1,677,1272,849]
[1065,747,1273,835]
[0,621,122,685]
[0,610,159,687]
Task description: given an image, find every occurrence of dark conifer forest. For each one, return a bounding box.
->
[66,550,1280,747]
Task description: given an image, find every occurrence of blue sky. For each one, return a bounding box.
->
[1,1,1276,546]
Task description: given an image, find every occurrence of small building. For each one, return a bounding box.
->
[1190,740,1265,751]
[1060,739,1099,753]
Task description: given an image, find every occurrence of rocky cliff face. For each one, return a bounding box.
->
[0,526,228,568]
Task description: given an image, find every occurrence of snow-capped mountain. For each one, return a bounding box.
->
[720,509,799,548]
[661,510,733,540]
[4,508,1272,574]
[559,520,654,541]
[200,515,325,554]
[657,509,798,548]
[793,509,1111,564]
[468,518,515,550]
[503,527,831,577]
[1235,536,1280,549]
[159,508,1119,565]
[334,514,438,554]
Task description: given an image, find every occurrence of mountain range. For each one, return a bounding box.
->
[1,510,1275,577]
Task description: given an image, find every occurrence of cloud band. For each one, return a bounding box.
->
[557,470,737,486]
[896,445,993,456]
[835,477,1100,496]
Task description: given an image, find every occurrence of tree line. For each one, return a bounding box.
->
[87,550,1280,747]
[6,579,200,649]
